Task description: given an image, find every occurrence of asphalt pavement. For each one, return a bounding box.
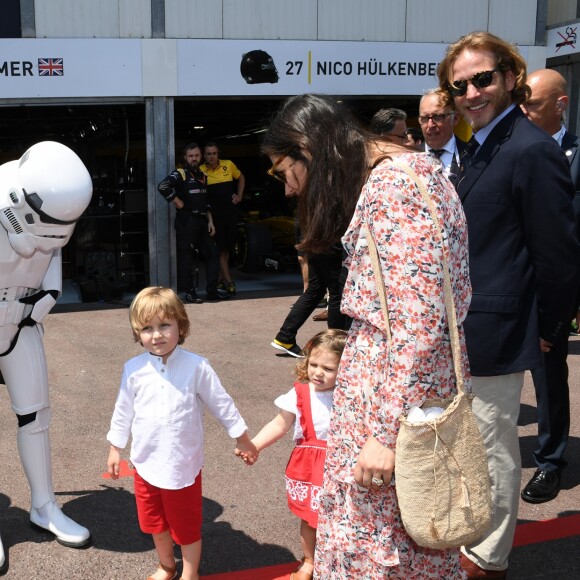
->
[0,275,579,579]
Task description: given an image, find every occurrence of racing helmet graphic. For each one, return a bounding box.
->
[240,50,279,84]
[0,141,92,257]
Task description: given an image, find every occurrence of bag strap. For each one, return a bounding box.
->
[366,160,465,394]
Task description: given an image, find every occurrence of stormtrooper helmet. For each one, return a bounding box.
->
[0,141,93,257]
[240,50,279,84]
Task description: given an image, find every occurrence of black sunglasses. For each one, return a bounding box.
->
[447,68,501,97]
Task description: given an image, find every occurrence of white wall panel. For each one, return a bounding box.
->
[223,0,317,40]
[120,0,151,38]
[406,0,489,43]
[489,0,537,45]
[317,0,406,41]
[548,1,577,26]
[165,0,222,39]
[35,0,120,38]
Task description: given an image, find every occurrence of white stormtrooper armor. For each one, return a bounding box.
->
[0,142,93,571]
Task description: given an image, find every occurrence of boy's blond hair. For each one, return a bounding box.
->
[295,328,348,382]
[129,287,190,344]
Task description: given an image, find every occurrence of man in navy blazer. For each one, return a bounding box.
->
[438,33,579,579]
[519,68,580,503]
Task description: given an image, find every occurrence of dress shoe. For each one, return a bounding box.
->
[460,553,507,579]
[312,309,328,322]
[521,469,561,503]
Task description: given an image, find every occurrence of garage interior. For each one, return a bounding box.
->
[0,95,419,303]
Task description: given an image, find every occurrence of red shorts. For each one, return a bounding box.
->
[133,470,202,546]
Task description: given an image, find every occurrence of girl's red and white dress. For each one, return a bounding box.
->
[274,381,333,528]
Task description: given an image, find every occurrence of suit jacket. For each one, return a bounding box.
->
[442,136,467,187]
[562,130,580,191]
[457,107,580,376]
[562,131,580,310]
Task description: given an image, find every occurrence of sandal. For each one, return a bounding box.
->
[146,561,177,580]
[290,557,314,580]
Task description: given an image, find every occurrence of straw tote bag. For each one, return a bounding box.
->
[366,161,492,550]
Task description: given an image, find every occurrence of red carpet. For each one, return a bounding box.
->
[512,513,580,547]
[101,471,579,578]
[200,514,580,579]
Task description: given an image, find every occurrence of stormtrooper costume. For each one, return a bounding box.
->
[0,142,93,572]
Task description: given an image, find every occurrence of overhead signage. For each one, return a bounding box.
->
[0,38,535,100]
[176,39,448,96]
[0,39,142,98]
[547,24,579,58]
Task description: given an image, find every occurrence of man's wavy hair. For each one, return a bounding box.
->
[437,31,531,108]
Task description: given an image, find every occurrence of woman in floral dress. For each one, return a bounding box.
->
[262,94,470,579]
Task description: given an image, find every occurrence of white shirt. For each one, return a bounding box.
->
[552,125,566,146]
[274,384,334,441]
[107,347,247,489]
[426,135,458,179]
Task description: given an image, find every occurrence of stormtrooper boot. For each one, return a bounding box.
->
[0,531,5,573]
[18,422,91,547]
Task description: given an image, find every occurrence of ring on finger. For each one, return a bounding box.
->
[371,476,384,487]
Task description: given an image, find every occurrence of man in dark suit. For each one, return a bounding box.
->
[438,34,580,579]
[519,68,580,503]
[419,88,466,185]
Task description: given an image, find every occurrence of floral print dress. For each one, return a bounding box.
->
[314,153,471,579]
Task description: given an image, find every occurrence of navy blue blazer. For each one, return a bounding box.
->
[562,131,580,310]
[457,108,580,376]
[562,130,579,192]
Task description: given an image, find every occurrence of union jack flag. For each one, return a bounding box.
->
[38,58,64,76]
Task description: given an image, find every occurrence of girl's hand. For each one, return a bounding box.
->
[353,435,395,490]
[235,432,259,465]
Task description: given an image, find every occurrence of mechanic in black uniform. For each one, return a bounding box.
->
[158,142,223,303]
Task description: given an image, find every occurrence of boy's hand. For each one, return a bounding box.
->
[235,432,259,465]
[107,445,122,480]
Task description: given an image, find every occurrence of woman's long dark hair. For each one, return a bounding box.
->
[262,94,371,254]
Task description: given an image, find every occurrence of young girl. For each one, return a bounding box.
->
[107,287,257,580]
[237,329,347,580]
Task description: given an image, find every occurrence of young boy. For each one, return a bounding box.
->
[106,286,256,580]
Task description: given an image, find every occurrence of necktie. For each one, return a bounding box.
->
[459,137,479,180]
[460,137,479,170]
[449,152,460,188]
[430,148,459,187]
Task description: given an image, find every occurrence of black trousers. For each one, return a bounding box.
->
[175,213,219,294]
[275,245,351,345]
[530,330,570,472]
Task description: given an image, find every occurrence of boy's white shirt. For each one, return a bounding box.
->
[107,346,247,489]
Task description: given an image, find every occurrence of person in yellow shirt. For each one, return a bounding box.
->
[201,141,245,296]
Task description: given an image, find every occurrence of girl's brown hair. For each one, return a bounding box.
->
[295,328,348,382]
[129,286,190,344]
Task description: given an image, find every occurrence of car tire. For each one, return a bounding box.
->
[234,223,273,272]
